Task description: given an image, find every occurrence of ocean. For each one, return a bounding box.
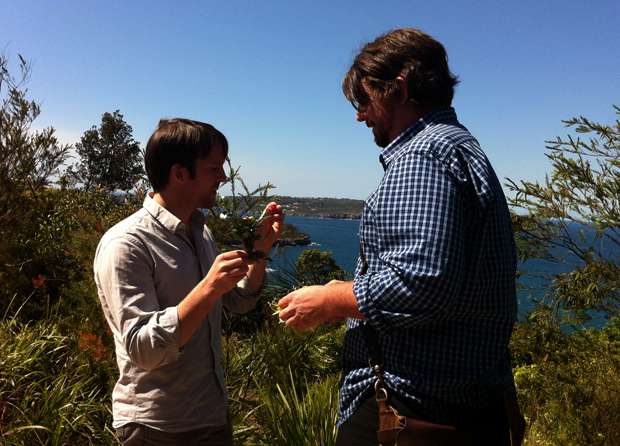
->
[272,215,361,274]
[270,215,608,327]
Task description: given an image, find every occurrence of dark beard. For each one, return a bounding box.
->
[371,103,395,148]
[374,131,390,148]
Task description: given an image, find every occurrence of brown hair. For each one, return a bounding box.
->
[145,118,228,192]
[343,28,459,110]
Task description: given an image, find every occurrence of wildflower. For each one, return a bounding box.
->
[77,330,109,362]
[32,275,46,293]
[270,299,287,323]
[220,213,227,219]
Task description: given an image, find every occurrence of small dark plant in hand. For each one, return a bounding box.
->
[220,205,270,261]
[205,158,278,260]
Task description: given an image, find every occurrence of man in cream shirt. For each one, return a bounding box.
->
[95,118,283,445]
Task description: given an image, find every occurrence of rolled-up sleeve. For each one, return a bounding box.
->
[95,235,182,370]
[353,150,466,334]
[222,273,267,313]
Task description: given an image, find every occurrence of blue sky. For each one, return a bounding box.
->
[2,0,619,200]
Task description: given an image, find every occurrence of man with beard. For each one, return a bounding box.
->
[278,29,522,445]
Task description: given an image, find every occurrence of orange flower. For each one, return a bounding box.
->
[77,330,109,362]
[32,275,46,293]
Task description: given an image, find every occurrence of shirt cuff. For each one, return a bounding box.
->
[236,272,269,296]
[353,272,393,335]
[129,307,182,370]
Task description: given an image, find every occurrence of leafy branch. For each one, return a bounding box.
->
[507,106,620,325]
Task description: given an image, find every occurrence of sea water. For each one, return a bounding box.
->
[270,216,610,328]
[271,215,361,274]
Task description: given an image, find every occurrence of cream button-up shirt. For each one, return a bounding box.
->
[94,195,260,432]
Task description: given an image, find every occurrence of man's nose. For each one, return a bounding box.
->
[356,107,368,122]
[217,167,227,182]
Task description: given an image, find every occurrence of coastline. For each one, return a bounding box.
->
[285,213,361,220]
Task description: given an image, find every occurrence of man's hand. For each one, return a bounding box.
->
[278,280,365,332]
[244,202,284,293]
[178,250,254,346]
[254,202,285,251]
[278,286,331,332]
[202,250,255,296]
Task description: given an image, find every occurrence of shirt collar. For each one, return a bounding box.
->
[143,194,206,235]
[379,106,459,169]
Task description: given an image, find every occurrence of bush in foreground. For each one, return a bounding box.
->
[0,318,117,445]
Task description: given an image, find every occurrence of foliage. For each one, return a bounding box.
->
[507,106,620,325]
[66,110,144,193]
[220,246,346,444]
[0,51,70,301]
[294,249,348,285]
[0,318,118,445]
[1,186,139,327]
[254,371,339,446]
[507,107,620,443]
[205,158,278,252]
[0,52,78,323]
[223,314,344,444]
[510,320,620,445]
[221,250,347,375]
[204,160,281,333]
[224,317,344,401]
[219,200,272,261]
[0,51,70,229]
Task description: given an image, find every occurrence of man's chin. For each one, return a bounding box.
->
[374,134,389,148]
[201,199,216,210]
[203,192,218,209]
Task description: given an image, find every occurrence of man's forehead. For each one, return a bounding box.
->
[203,145,226,162]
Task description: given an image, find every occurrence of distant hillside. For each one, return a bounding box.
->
[278,197,364,220]
[221,222,310,248]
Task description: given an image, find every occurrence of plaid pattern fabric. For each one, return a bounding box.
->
[338,107,518,427]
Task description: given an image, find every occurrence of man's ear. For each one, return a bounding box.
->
[395,77,409,105]
[170,164,189,185]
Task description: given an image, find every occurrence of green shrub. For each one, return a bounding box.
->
[254,371,339,446]
[511,319,620,445]
[0,318,118,445]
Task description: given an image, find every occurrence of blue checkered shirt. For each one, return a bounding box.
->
[339,107,518,426]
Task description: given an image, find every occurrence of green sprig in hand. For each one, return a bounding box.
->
[220,204,276,261]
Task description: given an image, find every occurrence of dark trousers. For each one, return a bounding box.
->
[335,394,511,446]
[116,413,233,446]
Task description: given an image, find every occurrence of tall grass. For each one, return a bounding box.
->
[0,299,344,446]
[255,370,339,446]
[223,312,344,444]
[0,318,118,445]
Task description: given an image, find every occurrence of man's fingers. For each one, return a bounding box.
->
[278,296,290,309]
[278,305,293,320]
[229,265,249,276]
[284,315,306,332]
[217,250,249,262]
[260,202,279,220]
[259,203,284,227]
[218,251,253,268]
